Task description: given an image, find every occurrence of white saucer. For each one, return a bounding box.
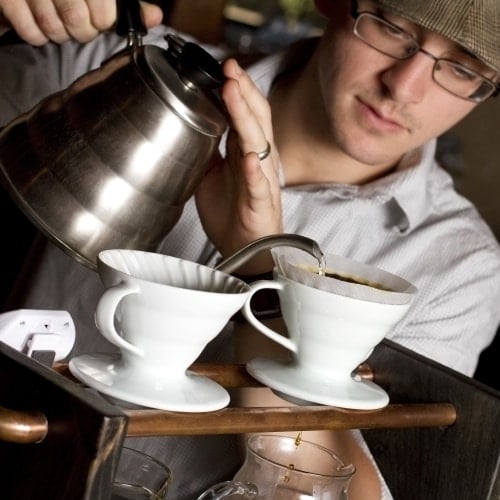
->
[246,357,389,410]
[69,353,230,412]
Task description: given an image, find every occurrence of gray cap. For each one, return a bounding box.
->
[374,0,500,72]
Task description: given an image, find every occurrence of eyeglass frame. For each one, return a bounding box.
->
[349,3,499,103]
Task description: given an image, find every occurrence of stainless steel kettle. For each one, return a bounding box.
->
[0,0,227,270]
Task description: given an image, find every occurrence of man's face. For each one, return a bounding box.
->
[315,0,485,168]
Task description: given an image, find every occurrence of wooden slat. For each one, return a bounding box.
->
[0,343,127,500]
[363,339,500,500]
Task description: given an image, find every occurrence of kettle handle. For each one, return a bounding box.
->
[115,0,147,42]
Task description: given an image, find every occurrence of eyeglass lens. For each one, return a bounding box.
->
[353,12,496,102]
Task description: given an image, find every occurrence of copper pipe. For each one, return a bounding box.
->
[56,363,374,387]
[0,405,48,444]
[188,363,374,386]
[125,403,457,437]
[355,363,374,380]
[2,362,453,441]
[188,363,262,387]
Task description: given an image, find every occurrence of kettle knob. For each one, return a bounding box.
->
[165,34,224,90]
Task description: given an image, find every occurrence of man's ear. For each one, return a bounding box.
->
[314,0,333,17]
[315,0,354,23]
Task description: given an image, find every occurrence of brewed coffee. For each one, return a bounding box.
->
[324,271,392,291]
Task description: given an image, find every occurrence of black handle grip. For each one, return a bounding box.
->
[115,0,147,37]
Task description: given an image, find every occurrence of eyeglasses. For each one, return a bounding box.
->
[352,11,499,103]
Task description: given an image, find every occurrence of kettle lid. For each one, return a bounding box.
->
[135,34,227,138]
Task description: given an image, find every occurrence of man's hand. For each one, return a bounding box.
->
[195,58,283,272]
[0,0,163,45]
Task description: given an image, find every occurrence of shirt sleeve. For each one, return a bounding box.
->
[0,36,121,127]
[388,223,500,376]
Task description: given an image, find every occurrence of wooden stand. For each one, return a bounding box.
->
[1,339,499,499]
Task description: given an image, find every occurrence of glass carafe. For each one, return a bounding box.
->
[198,434,355,499]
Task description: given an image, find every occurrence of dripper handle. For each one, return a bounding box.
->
[95,282,143,357]
[197,481,258,499]
[242,280,297,353]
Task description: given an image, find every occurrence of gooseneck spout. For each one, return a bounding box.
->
[215,234,325,275]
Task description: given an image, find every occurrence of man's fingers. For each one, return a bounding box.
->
[86,0,115,31]
[223,58,274,141]
[222,76,272,162]
[50,0,94,43]
[0,0,163,45]
[1,0,50,45]
[138,1,164,28]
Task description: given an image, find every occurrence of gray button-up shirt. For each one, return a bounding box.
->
[1,26,499,499]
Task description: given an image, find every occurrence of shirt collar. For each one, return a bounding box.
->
[384,139,437,233]
[349,139,437,233]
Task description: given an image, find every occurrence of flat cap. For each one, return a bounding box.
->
[374,0,500,72]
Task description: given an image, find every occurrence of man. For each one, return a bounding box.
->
[1,0,499,498]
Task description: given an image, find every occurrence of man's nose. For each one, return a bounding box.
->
[380,51,434,103]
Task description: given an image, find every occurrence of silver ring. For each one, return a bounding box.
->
[257,141,271,161]
[241,141,271,161]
